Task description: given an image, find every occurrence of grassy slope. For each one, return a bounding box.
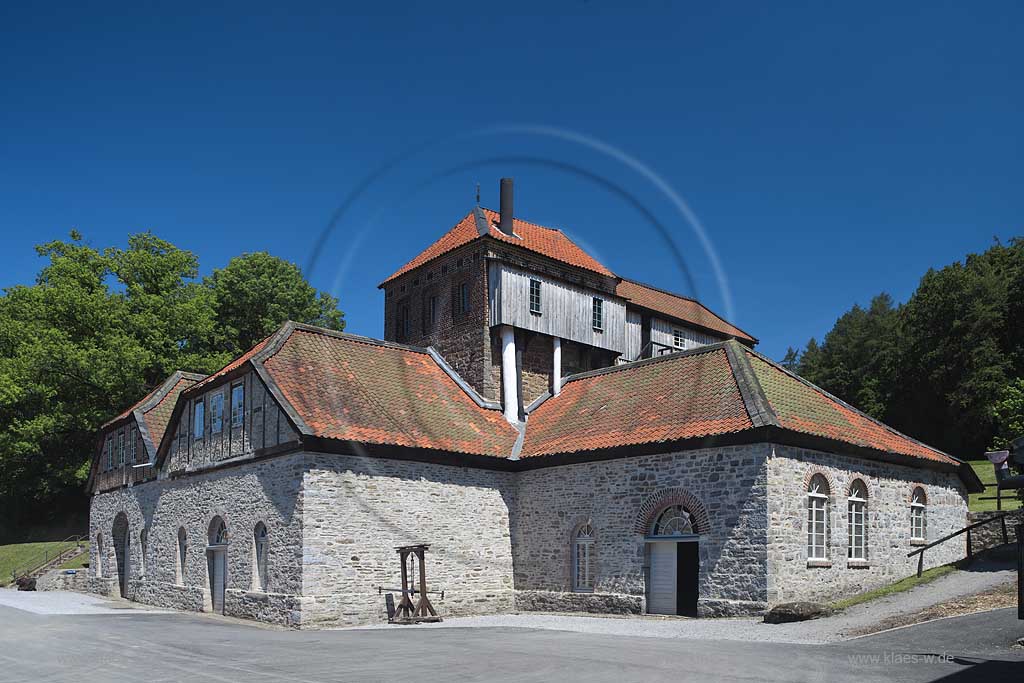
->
[830,562,960,611]
[0,541,83,585]
[966,459,1021,512]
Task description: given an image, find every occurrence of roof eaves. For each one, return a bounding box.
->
[618,277,759,345]
[723,341,778,429]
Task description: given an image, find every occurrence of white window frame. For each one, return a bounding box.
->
[572,524,594,592]
[672,329,685,349]
[847,480,867,561]
[117,430,125,466]
[210,392,224,434]
[592,297,603,331]
[231,384,245,429]
[529,279,542,315]
[193,400,205,441]
[807,476,829,561]
[910,488,927,542]
[105,437,113,471]
[129,426,137,463]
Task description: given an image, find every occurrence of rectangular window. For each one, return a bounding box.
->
[231,384,245,429]
[117,430,124,466]
[106,437,113,470]
[910,505,926,541]
[423,294,439,333]
[848,499,866,560]
[460,282,470,313]
[129,427,137,463]
[193,400,205,440]
[573,539,593,591]
[529,279,542,315]
[397,303,410,340]
[807,495,827,560]
[211,392,224,434]
[592,297,603,331]
[673,329,685,349]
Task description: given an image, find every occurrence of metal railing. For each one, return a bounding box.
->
[10,534,87,584]
[906,513,1011,577]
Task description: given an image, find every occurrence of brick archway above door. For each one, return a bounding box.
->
[634,488,711,536]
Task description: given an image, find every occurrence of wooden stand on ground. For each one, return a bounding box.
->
[390,544,442,624]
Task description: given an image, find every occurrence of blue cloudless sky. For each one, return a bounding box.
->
[1,1,1020,360]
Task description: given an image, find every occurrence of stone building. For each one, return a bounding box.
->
[88,180,982,626]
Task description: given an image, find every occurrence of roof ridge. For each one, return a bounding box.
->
[744,347,959,463]
[479,206,563,233]
[562,342,730,385]
[283,321,432,354]
[722,341,777,428]
[619,276,700,304]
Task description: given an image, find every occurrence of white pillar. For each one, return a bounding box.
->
[500,325,519,423]
[552,337,562,396]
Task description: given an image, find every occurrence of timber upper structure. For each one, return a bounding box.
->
[86,179,983,627]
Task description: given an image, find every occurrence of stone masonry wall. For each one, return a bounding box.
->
[382,243,494,399]
[300,453,517,627]
[967,509,1024,555]
[88,452,305,626]
[767,445,969,604]
[512,444,772,617]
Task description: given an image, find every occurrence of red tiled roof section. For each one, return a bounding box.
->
[616,279,757,344]
[262,329,519,456]
[380,208,614,284]
[187,336,273,394]
[141,376,200,446]
[746,352,957,465]
[522,348,753,457]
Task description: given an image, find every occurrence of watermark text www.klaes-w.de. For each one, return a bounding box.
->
[847,652,955,666]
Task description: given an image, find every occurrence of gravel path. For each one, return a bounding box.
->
[344,564,1017,644]
[0,589,170,615]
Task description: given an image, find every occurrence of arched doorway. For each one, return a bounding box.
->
[645,504,699,617]
[111,513,129,598]
[207,517,228,614]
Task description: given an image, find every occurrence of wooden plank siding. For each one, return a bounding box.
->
[650,317,723,353]
[488,262,626,354]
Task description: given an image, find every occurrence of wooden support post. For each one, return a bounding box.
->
[966,529,973,560]
[917,552,924,578]
[1001,515,1009,545]
[997,487,1002,511]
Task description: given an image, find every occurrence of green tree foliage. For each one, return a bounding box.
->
[0,233,343,541]
[990,378,1024,450]
[203,252,344,356]
[792,238,1024,458]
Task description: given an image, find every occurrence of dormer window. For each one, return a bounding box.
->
[673,329,685,349]
[193,400,205,440]
[529,279,542,315]
[592,297,604,331]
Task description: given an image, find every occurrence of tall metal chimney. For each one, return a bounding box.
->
[498,178,514,236]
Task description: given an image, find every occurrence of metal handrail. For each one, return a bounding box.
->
[906,513,1011,577]
[10,534,88,583]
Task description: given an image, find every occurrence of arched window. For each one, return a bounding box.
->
[572,524,594,592]
[651,505,694,537]
[140,529,148,577]
[96,533,104,578]
[807,474,830,560]
[253,523,269,592]
[847,479,868,561]
[910,487,927,541]
[210,518,228,546]
[176,528,187,584]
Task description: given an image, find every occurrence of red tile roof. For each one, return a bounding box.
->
[522,348,753,457]
[380,208,614,285]
[141,375,202,447]
[746,351,956,465]
[616,279,757,344]
[186,336,273,394]
[261,328,519,457]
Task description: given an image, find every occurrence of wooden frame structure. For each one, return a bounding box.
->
[389,544,441,624]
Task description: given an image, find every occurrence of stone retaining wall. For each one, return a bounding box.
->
[968,509,1024,555]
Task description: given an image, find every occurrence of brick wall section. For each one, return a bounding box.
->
[767,445,969,604]
[512,444,772,617]
[967,508,1024,554]
[300,453,516,626]
[382,243,494,399]
[88,452,306,626]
